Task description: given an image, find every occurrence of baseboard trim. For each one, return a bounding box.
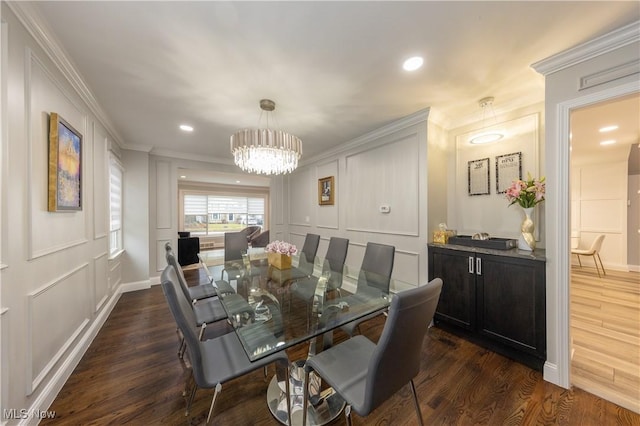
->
[543,361,564,388]
[120,279,151,293]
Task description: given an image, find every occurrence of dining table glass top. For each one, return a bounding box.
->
[215,248,394,361]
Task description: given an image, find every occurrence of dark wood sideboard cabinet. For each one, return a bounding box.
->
[428,244,546,371]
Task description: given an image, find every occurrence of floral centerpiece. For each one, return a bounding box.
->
[505,173,545,251]
[505,173,545,208]
[265,240,297,269]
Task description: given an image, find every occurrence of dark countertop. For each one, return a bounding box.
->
[428,242,546,262]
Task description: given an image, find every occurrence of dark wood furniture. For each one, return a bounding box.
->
[428,243,546,371]
[177,234,200,266]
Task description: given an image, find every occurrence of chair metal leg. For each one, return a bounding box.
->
[592,255,602,278]
[344,404,352,426]
[409,379,424,426]
[185,379,197,417]
[596,253,606,276]
[178,338,186,359]
[576,254,582,267]
[206,383,222,424]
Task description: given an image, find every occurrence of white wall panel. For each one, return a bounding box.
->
[316,161,338,229]
[272,176,285,226]
[155,160,171,229]
[580,200,625,232]
[581,162,627,199]
[345,134,419,235]
[92,125,108,239]
[27,51,87,259]
[27,263,90,394]
[156,239,170,272]
[289,167,313,226]
[93,252,108,312]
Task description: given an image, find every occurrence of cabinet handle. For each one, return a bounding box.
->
[476,257,482,276]
[468,256,474,274]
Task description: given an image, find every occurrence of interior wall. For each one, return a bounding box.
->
[447,104,545,243]
[629,173,640,270]
[281,109,429,291]
[0,4,124,419]
[535,24,640,388]
[571,160,629,271]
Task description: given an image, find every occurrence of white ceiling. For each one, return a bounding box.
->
[23,1,640,179]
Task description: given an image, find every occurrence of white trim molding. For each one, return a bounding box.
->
[532,21,640,76]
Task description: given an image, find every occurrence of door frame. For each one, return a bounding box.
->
[550,80,640,388]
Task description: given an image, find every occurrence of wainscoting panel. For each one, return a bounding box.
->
[93,252,108,313]
[316,161,339,230]
[155,160,171,229]
[26,49,88,260]
[345,133,419,236]
[289,167,313,227]
[581,200,624,233]
[27,263,91,394]
[108,257,122,293]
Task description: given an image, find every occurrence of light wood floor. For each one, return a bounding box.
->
[571,265,640,413]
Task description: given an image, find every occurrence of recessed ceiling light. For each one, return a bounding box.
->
[179,124,194,132]
[403,56,423,71]
[599,140,616,146]
[180,175,187,179]
[599,125,618,133]
[235,180,241,183]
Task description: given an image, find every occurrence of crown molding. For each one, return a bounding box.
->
[302,107,430,166]
[6,1,126,149]
[150,148,233,165]
[531,20,640,76]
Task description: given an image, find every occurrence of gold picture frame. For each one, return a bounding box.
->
[318,176,335,205]
[48,112,82,212]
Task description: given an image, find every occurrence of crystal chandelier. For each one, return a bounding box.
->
[230,99,302,175]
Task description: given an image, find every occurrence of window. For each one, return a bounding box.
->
[182,193,266,236]
[109,155,124,254]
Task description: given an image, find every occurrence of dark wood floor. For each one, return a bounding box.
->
[43,267,640,425]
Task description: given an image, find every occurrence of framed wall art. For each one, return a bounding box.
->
[318,176,335,205]
[468,158,490,196]
[496,152,522,193]
[48,112,82,212]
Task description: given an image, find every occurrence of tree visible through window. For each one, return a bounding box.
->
[183,194,265,236]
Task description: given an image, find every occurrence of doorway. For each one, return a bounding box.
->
[568,93,640,413]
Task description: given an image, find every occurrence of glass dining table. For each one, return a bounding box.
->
[214,248,393,426]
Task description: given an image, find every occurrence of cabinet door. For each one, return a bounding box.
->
[476,253,546,357]
[429,247,476,330]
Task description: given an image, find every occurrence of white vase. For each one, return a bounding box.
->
[518,207,536,251]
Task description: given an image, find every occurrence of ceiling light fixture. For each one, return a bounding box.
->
[403,56,424,71]
[230,99,302,175]
[179,124,194,132]
[470,97,504,144]
[599,139,616,146]
[599,125,618,133]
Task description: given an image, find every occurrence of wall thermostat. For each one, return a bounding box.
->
[379,205,390,214]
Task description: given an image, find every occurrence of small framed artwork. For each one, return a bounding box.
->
[318,176,335,205]
[468,158,490,196]
[48,112,82,212]
[496,152,522,193]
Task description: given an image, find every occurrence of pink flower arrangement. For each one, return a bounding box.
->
[265,240,297,256]
[505,173,545,208]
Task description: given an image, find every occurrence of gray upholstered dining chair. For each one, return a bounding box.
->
[165,253,253,358]
[340,242,395,336]
[290,237,349,321]
[296,233,321,277]
[165,244,234,300]
[571,234,606,278]
[302,278,443,426]
[160,266,292,425]
[221,231,249,282]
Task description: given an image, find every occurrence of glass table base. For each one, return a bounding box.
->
[266,367,345,426]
